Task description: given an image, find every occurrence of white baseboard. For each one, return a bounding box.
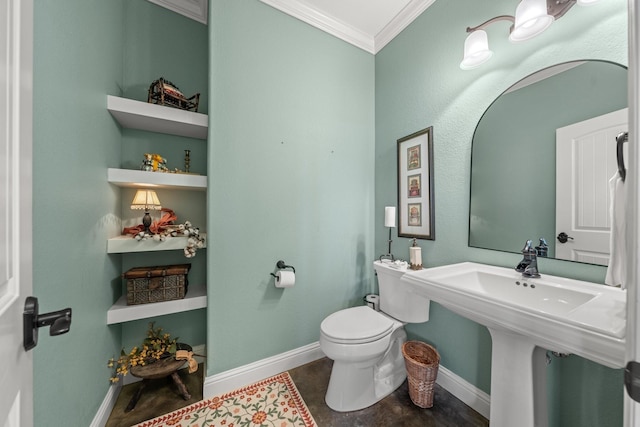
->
[436,364,491,419]
[203,342,324,397]
[90,343,207,427]
[90,383,121,427]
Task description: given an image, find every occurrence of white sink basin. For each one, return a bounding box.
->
[400,262,627,427]
[439,269,596,315]
[402,262,626,366]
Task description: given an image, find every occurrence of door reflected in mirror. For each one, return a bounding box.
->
[468,60,628,265]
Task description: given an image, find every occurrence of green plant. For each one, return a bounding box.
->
[107,322,178,383]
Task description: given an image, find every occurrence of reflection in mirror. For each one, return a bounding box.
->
[468,61,627,265]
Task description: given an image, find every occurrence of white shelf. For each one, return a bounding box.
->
[107,285,207,324]
[106,93,209,325]
[107,95,208,139]
[107,233,207,253]
[108,168,207,190]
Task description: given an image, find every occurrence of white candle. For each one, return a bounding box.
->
[384,207,396,228]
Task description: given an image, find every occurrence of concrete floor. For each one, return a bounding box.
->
[106,358,489,426]
[290,358,489,427]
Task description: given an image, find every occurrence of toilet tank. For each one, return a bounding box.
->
[373,260,430,323]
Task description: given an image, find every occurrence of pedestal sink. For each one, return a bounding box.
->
[401,262,626,427]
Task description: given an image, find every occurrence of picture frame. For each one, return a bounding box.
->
[397,126,434,240]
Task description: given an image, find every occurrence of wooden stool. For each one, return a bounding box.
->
[125,357,190,412]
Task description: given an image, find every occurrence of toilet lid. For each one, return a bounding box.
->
[321,306,394,344]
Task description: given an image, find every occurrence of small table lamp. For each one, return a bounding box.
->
[131,190,162,233]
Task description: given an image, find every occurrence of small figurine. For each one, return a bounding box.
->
[141,153,169,172]
[141,153,153,171]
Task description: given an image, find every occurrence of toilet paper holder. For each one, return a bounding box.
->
[270,260,296,278]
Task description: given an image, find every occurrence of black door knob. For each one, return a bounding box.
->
[557,232,574,244]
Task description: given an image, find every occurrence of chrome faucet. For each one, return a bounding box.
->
[515,239,540,278]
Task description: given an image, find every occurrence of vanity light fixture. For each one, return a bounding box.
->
[131,189,162,233]
[460,0,601,70]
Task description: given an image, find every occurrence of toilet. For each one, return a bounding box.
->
[319,260,431,412]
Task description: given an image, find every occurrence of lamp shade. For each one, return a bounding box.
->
[131,190,162,210]
[509,0,554,42]
[460,30,493,70]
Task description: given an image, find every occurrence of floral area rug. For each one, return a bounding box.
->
[134,372,317,427]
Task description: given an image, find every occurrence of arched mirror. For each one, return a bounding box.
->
[468,60,628,265]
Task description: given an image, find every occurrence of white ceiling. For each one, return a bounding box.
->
[259,0,436,54]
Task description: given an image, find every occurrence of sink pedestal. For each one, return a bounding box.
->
[489,328,548,427]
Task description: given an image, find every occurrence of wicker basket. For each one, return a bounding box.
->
[124,264,190,305]
[402,340,440,408]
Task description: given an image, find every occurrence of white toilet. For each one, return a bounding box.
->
[319,260,431,412]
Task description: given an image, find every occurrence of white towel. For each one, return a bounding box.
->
[605,173,626,288]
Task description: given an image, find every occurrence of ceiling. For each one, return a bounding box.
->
[258,0,437,54]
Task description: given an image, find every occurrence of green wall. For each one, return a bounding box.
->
[375,0,627,425]
[33,0,124,425]
[208,0,375,373]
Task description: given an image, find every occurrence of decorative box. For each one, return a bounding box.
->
[147,77,200,112]
[123,264,191,305]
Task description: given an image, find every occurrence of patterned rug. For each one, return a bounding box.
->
[134,372,317,427]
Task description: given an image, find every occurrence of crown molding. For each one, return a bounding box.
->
[375,0,436,53]
[147,0,208,25]
[259,0,436,54]
[260,0,374,53]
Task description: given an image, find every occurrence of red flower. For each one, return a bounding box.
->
[251,411,267,424]
[166,416,183,425]
[208,397,223,410]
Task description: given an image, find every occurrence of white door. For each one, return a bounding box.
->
[0,0,34,425]
[626,1,640,424]
[555,108,628,265]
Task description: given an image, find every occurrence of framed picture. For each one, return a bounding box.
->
[397,127,434,240]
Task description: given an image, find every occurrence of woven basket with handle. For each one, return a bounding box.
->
[402,340,440,408]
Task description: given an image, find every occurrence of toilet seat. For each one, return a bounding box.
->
[321,306,394,344]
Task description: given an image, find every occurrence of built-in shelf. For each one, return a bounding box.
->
[107,285,207,324]
[106,94,209,324]
[108,168,207,190]
[107,233,207,253]
[107,95,208,139]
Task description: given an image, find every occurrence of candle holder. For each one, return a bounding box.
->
[379,227,395,262]
[184,149,191,173]
[379,206,396,261]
